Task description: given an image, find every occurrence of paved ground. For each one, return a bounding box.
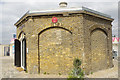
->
[0,56,67,78]
[86,59,118,78]
[0,56,118,79]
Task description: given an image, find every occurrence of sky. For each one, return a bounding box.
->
[0,0,119,44]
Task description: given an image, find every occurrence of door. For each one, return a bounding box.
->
[21,39,26,70]
[14,39,21,67]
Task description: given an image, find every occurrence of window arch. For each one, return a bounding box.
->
[18,31,26,39]
[38,26,72,35]
[90,28,108,36]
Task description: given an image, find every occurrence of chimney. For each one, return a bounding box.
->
[59,2,67,8]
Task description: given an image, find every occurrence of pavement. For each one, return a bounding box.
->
[0,56,67,78]
[0,56,118,79]
[86,59,118,78]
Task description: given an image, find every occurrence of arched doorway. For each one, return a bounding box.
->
[91,29,108,72]
[16,32,26,70]
[38,27,72,74]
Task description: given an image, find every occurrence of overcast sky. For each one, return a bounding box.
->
[0,0,119,44]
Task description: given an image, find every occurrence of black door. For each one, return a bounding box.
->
[14,39,21,67]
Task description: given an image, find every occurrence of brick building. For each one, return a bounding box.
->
[14,2,114,75]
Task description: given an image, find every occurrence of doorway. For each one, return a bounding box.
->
[21,38,26,70]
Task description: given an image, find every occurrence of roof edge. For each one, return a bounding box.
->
[14,11,29,26]
[14,7,114,27]
[82,6,112,19]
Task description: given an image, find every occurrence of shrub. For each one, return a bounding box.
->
[59,73,62,75]
[44,72,47,74]
[91,72,93,74]
[68,58,84,80]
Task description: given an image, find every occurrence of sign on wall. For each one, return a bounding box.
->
[52,17,58,23]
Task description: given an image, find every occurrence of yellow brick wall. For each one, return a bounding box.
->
[16,14,113,75]
[83,14,113,74]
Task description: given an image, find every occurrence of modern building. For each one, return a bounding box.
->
[112,37,119,58]
[10,33,16,58]
[0,44,10,56]
[14,2,114,75]
[0,44,2,56]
